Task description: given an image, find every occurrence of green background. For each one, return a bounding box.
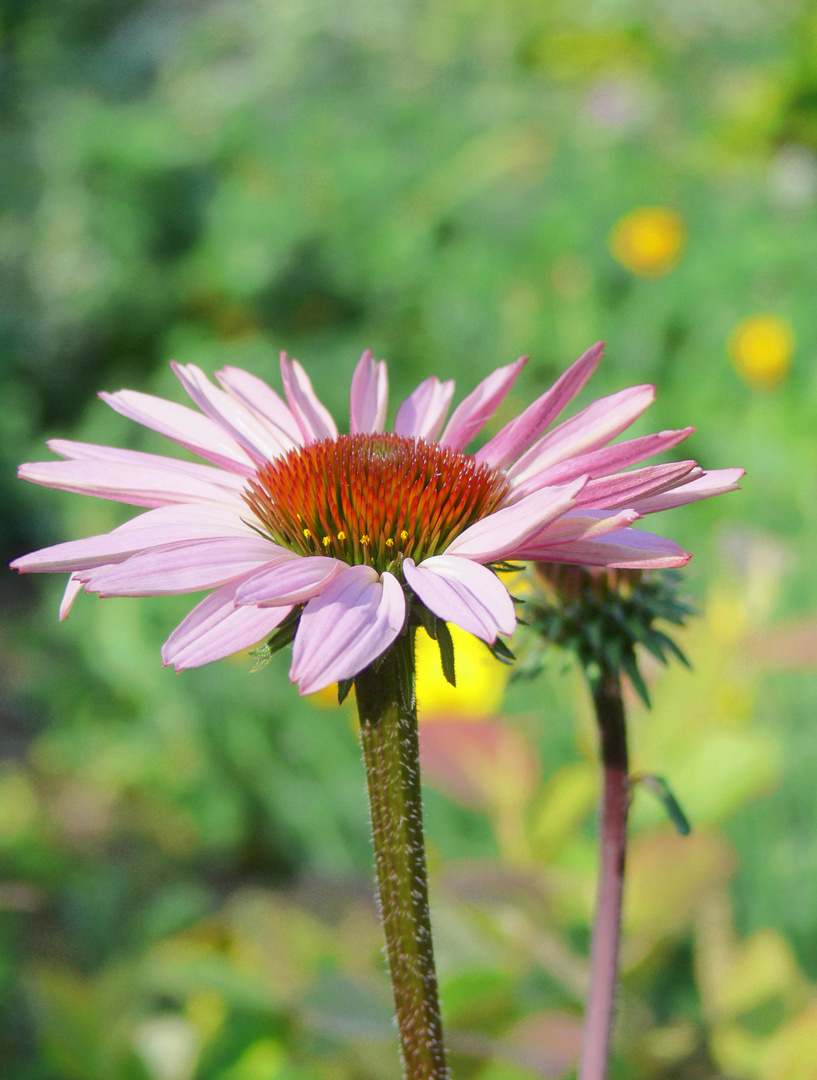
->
[2,1,816,1077]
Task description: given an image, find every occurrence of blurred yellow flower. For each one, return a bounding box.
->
[609,206,685,277]
[416,623,509,719]
[306,622,511,716]
[728,314,794,390]
[307,681,346,708]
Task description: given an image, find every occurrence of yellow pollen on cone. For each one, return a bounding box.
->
[242,433,509,573]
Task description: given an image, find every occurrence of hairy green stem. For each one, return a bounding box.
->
[579,666,629,1080]
[355,634,448,1080]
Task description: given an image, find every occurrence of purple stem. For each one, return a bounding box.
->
[579,666,629,1080]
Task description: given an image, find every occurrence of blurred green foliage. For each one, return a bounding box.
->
[2,0,817,1077]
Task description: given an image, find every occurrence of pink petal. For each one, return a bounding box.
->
[629,468,745,513]
[111,503,253,530]
[171,362,294,462]
[162,579,293,671]
[59,574,84,620]
[11,506,252,574]
[444,477,586,562]
[508,384,656,485]
[523,509,642,547]
[526,527,691,569]
[576,461,700,510]
[215,365,303,444]
[289,566,405,694]
[47,440,246,494]
[99,389,255,474]
[235,556,345,606]
[511,427,695,497]
[17,459,246,509]
[439,356,528,451]
[78,538,287,596]
[394,377,455,441]
[279,353,338,443]
[350,350,388,434]
[476,342,604,471]
[403,555,515,642]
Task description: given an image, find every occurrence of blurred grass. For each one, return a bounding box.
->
[2,1,816,1077]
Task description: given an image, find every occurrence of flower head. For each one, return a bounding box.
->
[11,346,742,693]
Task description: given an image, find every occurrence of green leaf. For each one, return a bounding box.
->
[417,602,438,639]
[337,678,354,705]
[651,628,691,668]
[622,650,651,709]
[488,560,525,573]
[485,636,516,665]
[638,774,692,835]
[394,636,415,707]
[435,620,457,687]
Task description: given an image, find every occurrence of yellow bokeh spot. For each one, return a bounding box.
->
[609,206,685,278]
[728,314,794,390]
[416,623,509,719]
[307,682,348,708]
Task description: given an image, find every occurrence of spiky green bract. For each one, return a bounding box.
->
[518,566,695,707]
[248,606,305,671]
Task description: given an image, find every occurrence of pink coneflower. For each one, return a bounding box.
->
[11,345,742,693]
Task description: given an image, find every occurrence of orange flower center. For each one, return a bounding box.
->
[244,434,509,572]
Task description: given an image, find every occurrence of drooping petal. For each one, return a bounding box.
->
[78,538,289,596]
[235,556,345,606]
[59,574,84,620]
[476,342,604,471]
[162,579,293,671]
[403,555,515,642]
[521,526,691,569]
[444,477,586,562]
[289,566,405,694]
[99,389,255,474]
[628,468,745,514]
[508,384,656,485]
[526,508,642,546]
[47,440,246,494]
[393,377,455,441]
[171,362,294,461]
[575,461,701,510]
[17,459,246,510]
[215,365,303,444]
[350,350,388,434]
[510,427,695,497]
[11,505,252,574]
[279,353,338,443]
[439,356,528,451]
